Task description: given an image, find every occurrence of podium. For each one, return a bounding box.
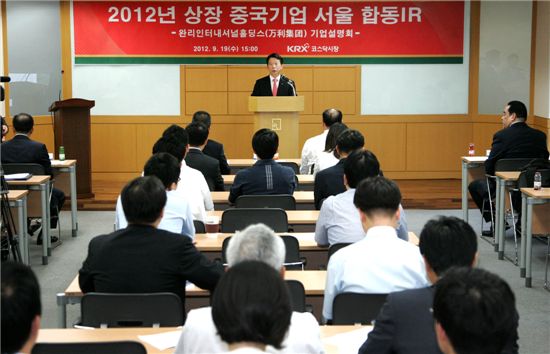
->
[248,96,304,158]
[48,98,95,198]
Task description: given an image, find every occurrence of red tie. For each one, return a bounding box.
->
[272,78,278,96]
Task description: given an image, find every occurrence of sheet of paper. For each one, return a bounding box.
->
[293,232,315,241]
[5,173,31,180]
[138,330,182,351]
[323,327,372,354]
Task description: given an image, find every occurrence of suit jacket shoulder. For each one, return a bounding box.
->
[203,139,230,175]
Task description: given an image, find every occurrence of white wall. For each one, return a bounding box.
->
[534,2,550,119]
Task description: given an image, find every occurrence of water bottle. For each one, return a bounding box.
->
[59,146,65,161]
[468,143,475,156]
[534,171,542,190]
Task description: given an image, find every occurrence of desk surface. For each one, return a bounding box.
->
[6,175,50,185]
[207,209,319,224]
[228,158,301,167]
[7,190,29,200]
[223,174,314,184]
[495,171,521,180]
[51,159,77,167]
[37,325,368,354]
[211,191,314,203]
[461,156,488,163]
[520,187,550,198]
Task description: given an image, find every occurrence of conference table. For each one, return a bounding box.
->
[460,156,487,222]
[211,191,315,210]
[51,159,79,237]
[7,175,51,265]
[520,187,550,288]
[37,325,371,354]
[207,209,319,232]
[6,190,29,264]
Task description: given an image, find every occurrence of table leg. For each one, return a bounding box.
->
[69,165,78,237]
[497,178,506,258]
[525,200,533,287]
[520,194,527,277]
[56,293,68,328]
[39,184,49,265]
[45,181,52,256]
[461,161,469,222]
[15,199,28,265]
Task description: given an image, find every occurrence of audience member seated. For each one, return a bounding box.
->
[175,223,323,354]
[185,121,224,191]
[192,110,230,175]
[229,129,296,204]
[1,113,65,244]
[300,108,343,174]
[154,126,213,221]
[313,129,364,209]
[312,122,348,175]
[433,267,518,354]
[212,261,292,353]
[359,216,518,354]
[315,150,409,246]
[1,261,42,354]
[322,176,428,322]
[79,176,223,313]
[115,153,195,238]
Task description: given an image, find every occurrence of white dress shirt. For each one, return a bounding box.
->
[312,150,339,175]
[177,160,213,222]
[300,130,328,174]
[315,189,409,246]
[115,190,195,239]
[322,225,428,320]
[174,306,323,354]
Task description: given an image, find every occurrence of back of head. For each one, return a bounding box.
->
[353,176,401,218]
[324,123,348,152]
[336,129,364,154]
[13,113,34,134]
[121,176,167,225]
[344,150,380,188]
[186,122,209,147]
[152,136,186,163]
[322,108,343,127]
[226,223,285,271]
[1,261,41,354]
[507,100,527,121]
[252,128,278,160]
[433,267,516,354]
[143,153,181,189]
[192,111,212,129]
[162,124,188,144]
[212,261,292,350]
[419,216,478,276]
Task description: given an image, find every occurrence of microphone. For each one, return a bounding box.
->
[0,76,11,83]
[284,75,297,96]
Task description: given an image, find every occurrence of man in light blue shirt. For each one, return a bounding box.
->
[315,150,408,247]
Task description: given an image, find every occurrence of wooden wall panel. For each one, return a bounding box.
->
[30,124,54,153]
[91,124,137,172]
[313,92,355,114]
[313,67,356,91]
[227,66,266,91]
[284,67,314,92]
[185,92,228,115]
[212,123,255,158]
[136,124,172,169]
[407,123,472,171]
[185,67,227,91]
[356,123,407,171]
[228,92,252,115]
[473,122,501,155]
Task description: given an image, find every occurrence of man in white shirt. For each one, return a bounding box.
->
[322,176,428,322]
[115,153,195,238]
[153,126,213,221]
[175,223,323,354]
[300,108,342,174]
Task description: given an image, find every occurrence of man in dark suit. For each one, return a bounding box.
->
[229,129,296,204]
[359,216,518,354]
[185,122,224,191]
[468,101,549,226]
[251,53,296,97]
[79,176,223,316]
[313,129,364,209]
[192,111,230,175]
[1,113,65,242]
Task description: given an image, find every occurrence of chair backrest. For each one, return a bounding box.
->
[286,280,306,312]
[332,292,388,325]
[221,208,288,233]
[280,235,304,270]
[221,236,232,264]
[494,158,535,172]
[518,168,550,188]
[235,195,296,210]
[31,341,146,354]
[278,161,300,174]
[2,162,45,175]
[328,243,352,261]
[193,220,206,233]
[81,292,184,328]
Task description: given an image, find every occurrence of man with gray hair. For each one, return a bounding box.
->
[175,224,323,354]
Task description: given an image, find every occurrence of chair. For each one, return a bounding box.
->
[80,292,184,328]
[31,341,146,354]
[3,163,61,239]
[327,243,352,261]
[235,195,296,210]
[221,235,306,270]
[221,208,288,233]
[193,219,206,233]
[332,292,388,325]
[278,161,300,174]
[286,280,306,312]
